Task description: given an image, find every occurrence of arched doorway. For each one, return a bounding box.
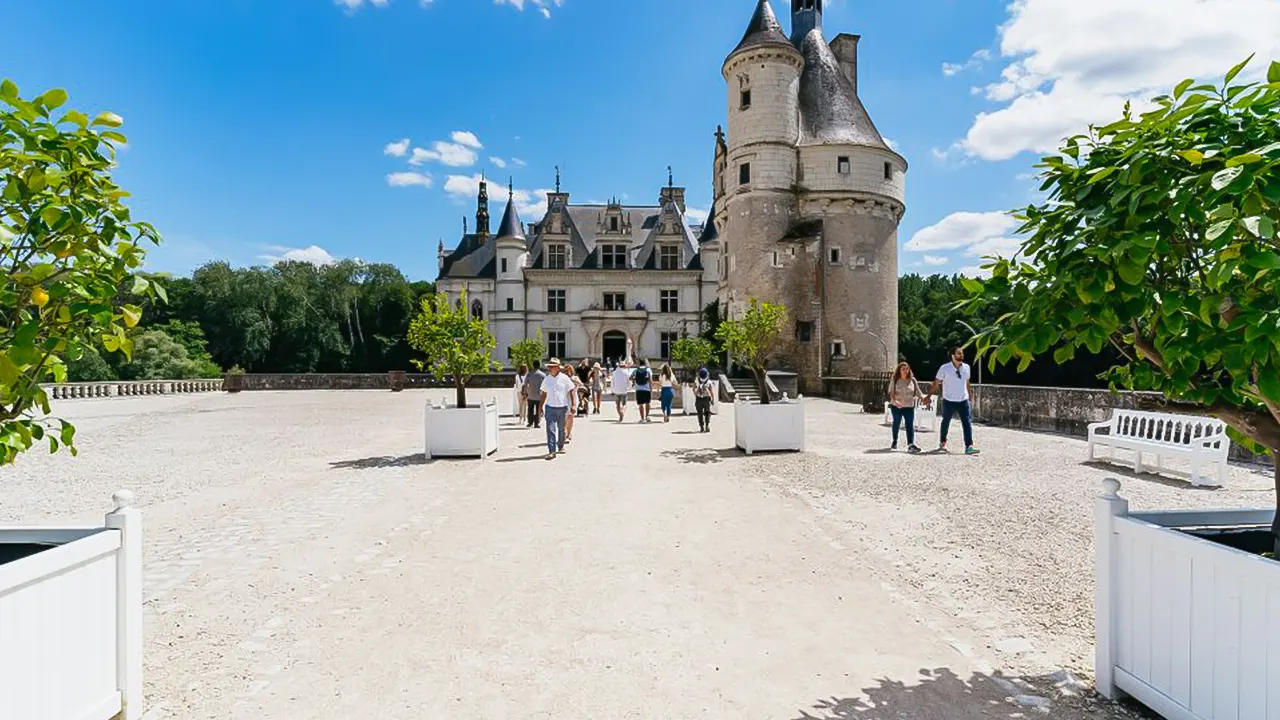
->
[601,331,627,366]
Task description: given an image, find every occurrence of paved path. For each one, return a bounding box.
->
[5,390,1241,718]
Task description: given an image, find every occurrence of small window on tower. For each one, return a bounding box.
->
[838,156,851,175]
[739,163,751,185]
[829,247,842,265]
[500,258,508,273]
[505,298,514,312]
[884,162,893,181]
[610,216,619,231]
[740,90,752,110]
[796,322,813,343]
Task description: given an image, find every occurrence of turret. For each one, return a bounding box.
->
[791,0,823,45]
[475,174,491,242]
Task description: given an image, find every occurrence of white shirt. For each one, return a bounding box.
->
[541,372,577,408]
[610,368,632,395]
[936,362,972,402]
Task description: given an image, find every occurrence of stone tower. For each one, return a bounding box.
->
[717,0,906,392]
[494,178,528,320]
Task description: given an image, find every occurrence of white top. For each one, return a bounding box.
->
[935,362,972,402]
[661,377,674,388]
[542,373,577,408]
[610,368,632,395]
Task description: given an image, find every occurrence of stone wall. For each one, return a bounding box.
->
[225,372,517,392]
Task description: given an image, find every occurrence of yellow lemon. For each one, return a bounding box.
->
[31,287,49,307]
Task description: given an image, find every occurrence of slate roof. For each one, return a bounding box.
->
[729,0,794,57]
[796,28,889,150]
[496,196,525,240]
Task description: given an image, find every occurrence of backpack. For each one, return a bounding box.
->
[633,367,650,386]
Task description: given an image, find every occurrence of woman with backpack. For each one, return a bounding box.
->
[657,363,678,423]
[693,367,715,432]
[632,359,653,423]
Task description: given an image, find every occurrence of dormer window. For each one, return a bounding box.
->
[659,245,680,270]
[547,244,568,269]
[609,216,619,232]
[601,244,627,269]
[740,90,752,110]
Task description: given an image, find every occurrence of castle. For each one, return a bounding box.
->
[437,0,905,392]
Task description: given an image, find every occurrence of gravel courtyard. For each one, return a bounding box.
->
[3,390,1273,719]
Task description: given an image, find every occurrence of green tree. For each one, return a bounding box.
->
[670,337,716,381]
[1,80,160,463]
[509,333,545,370]
[716,299,788,405]
[407,290,500,408]
[116,329,211,380]
[963,58,1280,554]
[66,345,116,382]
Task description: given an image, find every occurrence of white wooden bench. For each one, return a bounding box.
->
[1087,409,1231,486]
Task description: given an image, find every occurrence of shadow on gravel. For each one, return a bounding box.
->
[1080,460,1221,491]
[661,448,743,465]
[790,667,1151,720]
[330,454,429,470]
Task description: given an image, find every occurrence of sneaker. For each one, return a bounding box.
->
[939,441,948,452]
[965,446,981,456]
[891,442,898,451]
[908,444,921,454]
[558,446,566,454]
[545,452,556,460]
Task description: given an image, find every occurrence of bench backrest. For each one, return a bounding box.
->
[1110,410,1227,450]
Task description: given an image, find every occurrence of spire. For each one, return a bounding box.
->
[729,0,793,58]
[698,198,719,244]
[791,0,823,45]
[496,185,525,240]
[668,165,674,190]
[475,174,491,239]
[463,217,468,235]
[554,165,561,193]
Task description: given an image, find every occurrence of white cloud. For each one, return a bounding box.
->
[451,130,483,149]
[497,0,563,16]
[409,141,478,167]
[684,206,710,224]
[960,0,1280,161]
[906,211,1021,262]
[334,0,387,12]
[383,138,410,157]
[386,171,434,188]
[489,156,508,168]
[261,245,337,266]
[957,265,993,279]
[443,173,554,221]
[511,157,527,167]
[942,48,991,77]
[922,255,949,266]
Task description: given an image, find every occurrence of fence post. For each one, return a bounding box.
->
[104,490,143,720]
[1095,477,1128,700]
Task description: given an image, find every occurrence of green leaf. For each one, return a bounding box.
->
[91,111,123,128]
[1174,78,1194,99]
[1247,252,1280,270]
[40,88,68,109]
[59,420,75,447]
[1268,60,1280,84]
[1178,149,1205,165]
[130,276,150,295]
[61,110,88,128]
[0,79,17,100]
[1257,216,1276,240]
[121,305,142,328]
[1225,153,1264,167]
[1088,167,1120,184]
[1206,219,1234,241]
[1225,55,1255,85]
[1117,260,1145,285]
[959,277,983,294]
[1259,371,1280,405]
[1211,167,1242,190]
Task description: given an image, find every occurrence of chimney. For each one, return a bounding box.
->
[830,33,860,94]
[660,186,687,213]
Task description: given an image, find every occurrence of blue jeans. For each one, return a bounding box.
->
[940,399,973,448]
[660,387,675,416]
[544,406,568,453]
[890,405,915,446]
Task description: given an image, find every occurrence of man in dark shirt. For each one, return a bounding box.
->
[523,360,546,428]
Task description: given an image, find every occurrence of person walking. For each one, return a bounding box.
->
[887,361,929,453]
[633,359,653,423]
[591,362,605,415]
[933,347,980,455]
[539,358,576,459]
[566,370,588,442]
[610,362,632,422]
[523,360,545,429]
[658,364,678,422]
[515,363,529,425]
[693,367,715,433]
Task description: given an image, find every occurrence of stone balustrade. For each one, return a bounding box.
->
[43,379,223,400]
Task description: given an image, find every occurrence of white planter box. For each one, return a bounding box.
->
[681,381,719,416]
[1095,479,1280,720]
[424,398,500,459]
[883,401,937,433]
[0,491,142,720]
[734,398,806,454]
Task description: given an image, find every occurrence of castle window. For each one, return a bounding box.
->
[660,332,679,360]
[660,290,680,314]
[547,289,566,313]
[770,251,781,268]
[601,244,627,269]
[506,298,514,312]
[884,162,893,181]
[604,292,626,311]
[546,331,566,360]
[610,216,619,231]
[659,245,680,270]
[740,90,752,110]
[838,156,851,175]
[830,340,846,359]
[470,300,483,320]
[796,322,813,343]
[547,244,568,269]
[829,247,842,265]
[739,163,751,185]
[797,164,805,182]
[500,258,508,273]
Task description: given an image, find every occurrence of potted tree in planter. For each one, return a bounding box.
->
[963,59,1280,715]
[716,299,804,454]
[1,80,150,720]
[408,290,501,458]
[671,336,717,416]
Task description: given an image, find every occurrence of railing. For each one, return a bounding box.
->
[823,372,893,412]
[43,379,224,400]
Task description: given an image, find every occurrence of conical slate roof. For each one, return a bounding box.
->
[796,28,889,150]
[496,195,525,240]
[698,199,719,244]
[730,0,794,57]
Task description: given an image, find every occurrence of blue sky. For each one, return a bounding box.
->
[3,0,1278,280]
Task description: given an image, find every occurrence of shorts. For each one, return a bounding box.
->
[613,392,628,405]
[635,389,652,405]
